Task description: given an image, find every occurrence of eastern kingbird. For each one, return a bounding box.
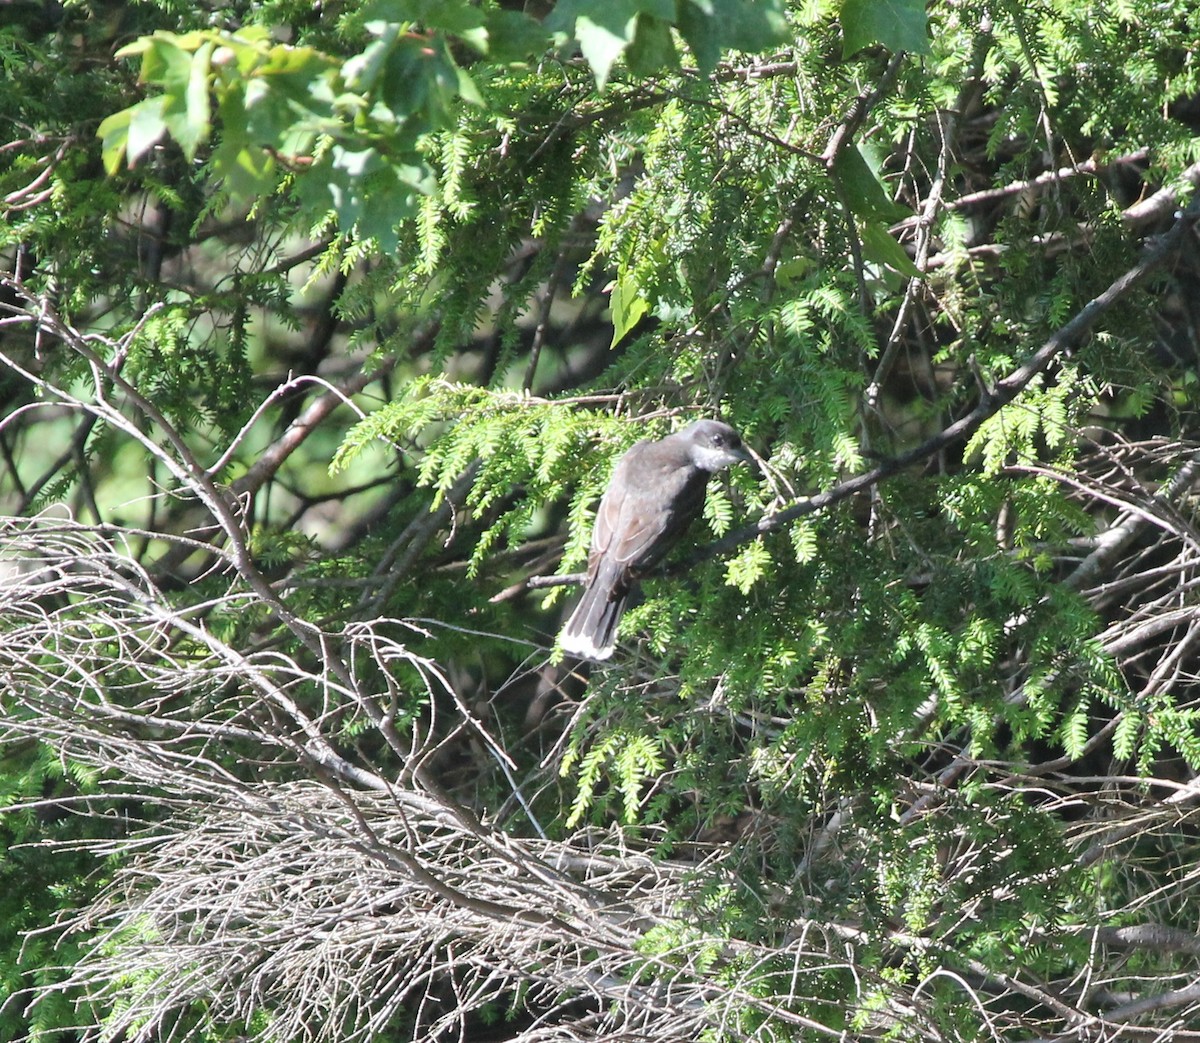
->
[559,419,750,661]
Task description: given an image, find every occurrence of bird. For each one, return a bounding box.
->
[559,419,750,661]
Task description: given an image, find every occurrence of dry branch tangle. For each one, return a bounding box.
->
[0,516,854,1041]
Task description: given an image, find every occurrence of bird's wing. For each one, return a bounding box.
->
[591,443,707,573]
[589,446,647,572]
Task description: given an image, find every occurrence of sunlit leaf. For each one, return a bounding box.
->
[840,0,930,56]
[831,144,908,220]
[125,96,168,166]
[610,276,650,347]
[860,220,921,277]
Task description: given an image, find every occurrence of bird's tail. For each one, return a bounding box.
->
[559,560,628,661]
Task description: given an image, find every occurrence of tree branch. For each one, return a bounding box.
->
[696,203,1194,562]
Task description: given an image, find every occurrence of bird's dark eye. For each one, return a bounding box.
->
[711,434,722,445]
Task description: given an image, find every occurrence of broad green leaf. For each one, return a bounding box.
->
[175,41,213,159]
[677,0,789,73]
[574,9,639,89]
[482,10,554,61]
[840,0,930,56]
[214,80,248,140]
[610,276,650,347]
[97,107,133,175]
[259,43,337,90]
[625,16,678,76]
[455,66,484,106]
[774,255,814,287]
[212,141,276,200]
[364,0,486,35]
[114,37,154,60]
[242,78,285,140]
[831,144,908,220]
[125,96,168,166]
[356,173,423,252]
[140,35,193,90]
[344,23,400,93]
[860,220,921,277]
[547,0,674,87]
[296,146,433,248]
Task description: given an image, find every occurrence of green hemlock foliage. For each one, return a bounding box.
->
[1,0,1200,1040]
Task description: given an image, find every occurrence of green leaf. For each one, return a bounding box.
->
[140,35,193,90]
[482,10,553,61]
[97,107,133,175]
[114,37,154,60]
[344,22,400,93]
[365,0,487,36]
[610,275,650,347]
[831,144,908,220]
[213,142,276,200]
[677,0,789,73]
[455,65,484,106]
[125,96,168,166]
[574,8,638,88]
[840,0,930,57]
[860,219,921,277]
[774,255,814,287]
[174,41,213,159]
[296,146,433,249]
[625,16,678,76]
[547,0,674,88]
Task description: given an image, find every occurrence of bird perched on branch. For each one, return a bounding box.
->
[559,419,750,661]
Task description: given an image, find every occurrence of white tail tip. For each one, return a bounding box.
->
[558,632,615,662]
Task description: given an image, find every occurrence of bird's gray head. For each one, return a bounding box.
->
[678,419,750,473]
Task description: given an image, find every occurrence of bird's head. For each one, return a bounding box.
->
[679,419,751,473]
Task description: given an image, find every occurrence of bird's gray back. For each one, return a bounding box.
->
[591,439,709,572]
